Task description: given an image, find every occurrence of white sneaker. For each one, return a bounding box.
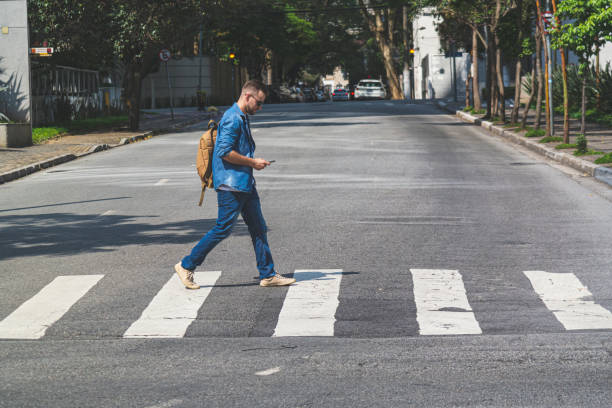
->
[174,263,200,289]
[259,273,296,287]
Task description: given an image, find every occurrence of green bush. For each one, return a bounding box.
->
[575,134,588,154]
[525,128,545,138]
[594,153,612,164]
[555,143,577,149]
[539,136,563,143]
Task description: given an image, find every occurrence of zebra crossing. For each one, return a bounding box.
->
[1,268,612,340]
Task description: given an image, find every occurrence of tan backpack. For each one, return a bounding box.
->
[196,119,218,206]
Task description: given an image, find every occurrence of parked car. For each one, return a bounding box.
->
[302,88,315,102]
[331,88,350,101]
[354,79,386,99]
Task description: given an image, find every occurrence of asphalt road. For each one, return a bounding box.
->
[1,100,611,407]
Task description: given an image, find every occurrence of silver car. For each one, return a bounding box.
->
[331,88,350,101]
[354,79,386,100]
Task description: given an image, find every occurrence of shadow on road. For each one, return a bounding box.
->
[0,212,252,260]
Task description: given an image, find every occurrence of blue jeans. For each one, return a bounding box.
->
[181,187,275,279]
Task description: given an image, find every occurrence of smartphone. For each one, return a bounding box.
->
[268,160,276,163]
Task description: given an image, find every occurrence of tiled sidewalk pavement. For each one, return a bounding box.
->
[434,99,612,188]
[0,108,220,184]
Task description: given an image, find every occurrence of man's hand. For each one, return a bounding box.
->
[223,151,270,170]
[251,158,270,170]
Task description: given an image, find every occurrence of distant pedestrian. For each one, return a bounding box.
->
[174,79,295,289]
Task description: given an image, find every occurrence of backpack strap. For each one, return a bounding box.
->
[198,186,206,206]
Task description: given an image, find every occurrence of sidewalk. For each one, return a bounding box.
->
[434,99,612,188]
[0,108,221,184]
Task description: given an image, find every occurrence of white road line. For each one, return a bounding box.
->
[0,275,104,339]
[524,270,612,330]
[100,210,115,216]
[273,269,343,337]
[154,179,169,186]
[123,272,221,338]
[410,269,482,335]
[255,367,281,376]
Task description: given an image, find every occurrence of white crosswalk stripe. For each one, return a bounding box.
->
[410,269,482,335]
[0,275,104,339]
[273,269,343,337]
[123,272,221,338]
[524,270,612,330]
[2,268,612,340]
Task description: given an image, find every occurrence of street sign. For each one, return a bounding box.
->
[30,47,53,56]
[159,49,171,62]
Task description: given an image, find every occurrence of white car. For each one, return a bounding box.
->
[354,79,386,100]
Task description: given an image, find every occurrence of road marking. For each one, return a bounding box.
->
[273,269,343,337]
[524,270,612,330]
[100,210,115,216]
[0,275,104,339]
[255,367,281,376]
[123,272,221,338]
[410,269,482,335]
[154,178,169,186]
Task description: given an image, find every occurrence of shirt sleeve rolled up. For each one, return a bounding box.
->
[215,117,241,158]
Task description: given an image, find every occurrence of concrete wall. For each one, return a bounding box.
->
[412,7,468,100]
[0,0,32,123]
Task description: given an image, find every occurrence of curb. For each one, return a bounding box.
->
[0,153,77,184]
[0,113,217,185]
[443,105,612,188]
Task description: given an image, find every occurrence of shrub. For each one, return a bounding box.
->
[525,128,545,138]
[555,143,577,149]
[539,136,563,143]
[575,134,587,154]
[594,153,612,164]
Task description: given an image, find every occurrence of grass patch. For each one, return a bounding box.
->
[555,143,577,149]
[525,128,546,138]
[539,136,563,143]
[32,126,69,143]
[594,153,612,164]
[574,149,604,156]
[32,115,128,144]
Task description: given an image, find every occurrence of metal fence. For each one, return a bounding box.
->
[30,63,108,126]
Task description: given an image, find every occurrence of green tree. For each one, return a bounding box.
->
[552,0,612,135]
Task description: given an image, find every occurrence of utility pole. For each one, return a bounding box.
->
[544,0,554,136]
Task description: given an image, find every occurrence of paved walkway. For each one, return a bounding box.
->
[0,108,220,184]
[435,98,612,188]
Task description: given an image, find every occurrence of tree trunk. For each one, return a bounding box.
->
[581,74,586,135]
[486,28,494,119]
[126,64,142,131]
[542,31,551,137]
[495,39,505,122]
[472,27,481,110]
[466,76,471,107]
[494,0,505,122]
[511,59,522,123]
[521,61,536,128]
[511,0,524,124]
[560,49,569,143]
[359,1,403,99]
[534,28,543,130]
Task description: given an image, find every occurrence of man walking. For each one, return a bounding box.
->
[175,79,295,289]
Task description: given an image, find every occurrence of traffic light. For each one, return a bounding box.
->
[229,53,235,60]
[409,48,415,54]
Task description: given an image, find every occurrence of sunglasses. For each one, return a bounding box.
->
[248,93,264,107]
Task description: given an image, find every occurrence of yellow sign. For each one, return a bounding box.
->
[1,26,8,35]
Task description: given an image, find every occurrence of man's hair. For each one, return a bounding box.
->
[242,79,268,96]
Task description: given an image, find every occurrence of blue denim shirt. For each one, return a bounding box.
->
[212,103,256,193]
